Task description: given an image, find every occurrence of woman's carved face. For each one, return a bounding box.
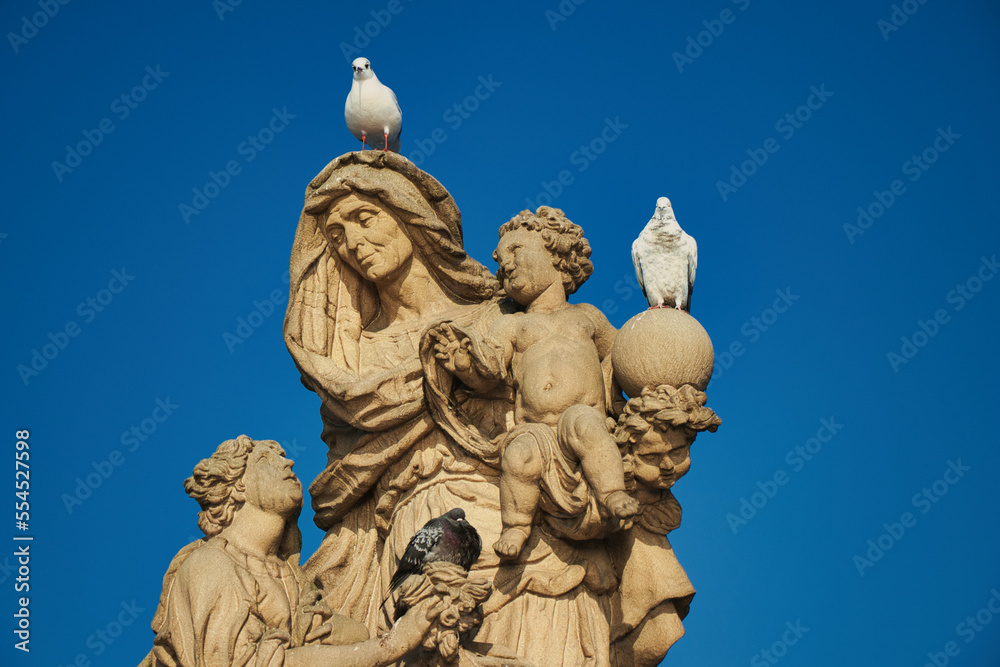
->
[325,193,414,282]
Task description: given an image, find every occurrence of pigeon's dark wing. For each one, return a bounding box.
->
[390,521,444,591]
[459,522,482,571]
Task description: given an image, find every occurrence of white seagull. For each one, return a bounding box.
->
[631,197,698,311]
[344,57,402,152]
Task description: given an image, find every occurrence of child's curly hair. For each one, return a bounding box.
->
[615,384,721,446]
[494,206,593,295]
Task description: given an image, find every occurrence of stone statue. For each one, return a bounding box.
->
[608,385,720,666]
[426,208,639,560]
[140,435,448,667]
[277,151,720,666]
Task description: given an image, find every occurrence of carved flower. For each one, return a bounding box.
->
[439,606,460,628]
[438,630,460,659]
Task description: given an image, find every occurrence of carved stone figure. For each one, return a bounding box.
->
[281,151,720,666]
[141,435,446,667]
[427,208,639,560]
[608,385,720,666]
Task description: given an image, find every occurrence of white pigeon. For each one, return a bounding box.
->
[631,197,698,311]
[344,57,402,152]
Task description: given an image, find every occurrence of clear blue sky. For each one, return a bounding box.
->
[3,1,999,665]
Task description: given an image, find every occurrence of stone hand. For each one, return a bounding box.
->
[429,323,474,376]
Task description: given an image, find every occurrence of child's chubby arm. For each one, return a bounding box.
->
[427,317,516,393]
[575,302,618,360]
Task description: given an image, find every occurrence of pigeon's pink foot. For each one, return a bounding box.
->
[361,135,367,151]
[383,131,389,151]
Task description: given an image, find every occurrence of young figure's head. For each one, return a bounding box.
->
[184,435,302,536]
[615,384,721,490]
[493,207,593,304]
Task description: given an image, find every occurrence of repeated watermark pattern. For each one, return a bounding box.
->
[523,117,628,210]
[16,268,135,386]
[852,459,970,576]
[672,0,752,73]
[750,620,809,666]
[877,0,932,41]
[844,126,960,244]
[409,74,502,167]
[7,0,72,53]
[179,107,296,224]
[51,65,170,182]
[545,0,588,31]
[886,254,996,372]
[222,270,291,353]
[726,417,843,534]
[339,0,414,62]
[707,288,800,388]
[55,599,147,666]
[716,85,833,201]
[919,588,1000,666]
[61,397,180,514]
[213,0,243,21]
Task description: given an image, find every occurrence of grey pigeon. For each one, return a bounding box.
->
[631,197,698,311]
[344,57,402,152]
[390,508,482,619]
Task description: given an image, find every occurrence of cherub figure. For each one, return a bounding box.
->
[429,207,639,559]
[614,383,721,530]
[609,385,720,666]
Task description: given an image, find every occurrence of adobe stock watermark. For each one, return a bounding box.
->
[707,287,800,388]
[523,117,628,210]
[408,74,502,167]
[920,588,1000,667]
[886,254,996,373]
[545,0,588,31]
[843,126,960,244]
[213,0,243,21]
[55,599,146,666]
[750,620,809,667]
[672,0,752,73]
[7,0,71,54]
[852,459,970,576]
[716,84,833,201]
[179,107,296,224]
[222,270,291,353]
[61,397,179,514]
[16,267,135,386]
[339,0,413,62]
[877,0,931,41]
[725,417,843,534]
[51,65,170,182]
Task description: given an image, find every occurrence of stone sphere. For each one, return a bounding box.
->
[612,308,715,397]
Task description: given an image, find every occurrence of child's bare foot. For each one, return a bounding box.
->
[493,526,530,559]
[605,490,639,519]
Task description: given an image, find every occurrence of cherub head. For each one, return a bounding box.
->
[615,384,720,490]
[493,207,593,304]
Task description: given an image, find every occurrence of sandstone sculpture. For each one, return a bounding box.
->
[141,435,452,667]
[277,151,720,666]
[427,207,639,560]
[143,133,721,665]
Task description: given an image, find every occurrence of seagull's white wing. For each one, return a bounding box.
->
[631,239,646,297]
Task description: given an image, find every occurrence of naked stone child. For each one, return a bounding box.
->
[429,207,639,559]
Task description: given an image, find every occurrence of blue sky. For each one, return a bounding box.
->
[3,1,999,665]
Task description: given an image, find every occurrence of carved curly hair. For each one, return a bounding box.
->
[183,435,284,537]
[614,384,721,446]
[494,206,594,295]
